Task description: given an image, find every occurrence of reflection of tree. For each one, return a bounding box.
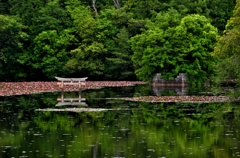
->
[128,102,239,157]
[34,112,81,131]
[132,84,153,97]
[1,89,240,157]
[151,85,188,96]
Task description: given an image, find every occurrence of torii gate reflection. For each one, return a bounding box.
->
[56,90,87,107]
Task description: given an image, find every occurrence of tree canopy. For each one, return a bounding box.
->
[0,0,237,82]
[0,14,28,80]
[130,10,218,86]
[214,0,240,84]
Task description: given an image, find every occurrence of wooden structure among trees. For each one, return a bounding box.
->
[55,77,88,88]
[151,73,188,96]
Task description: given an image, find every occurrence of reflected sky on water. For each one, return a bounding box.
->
[0,85,240,158]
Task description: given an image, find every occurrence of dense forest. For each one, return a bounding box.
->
[0,0,239,85]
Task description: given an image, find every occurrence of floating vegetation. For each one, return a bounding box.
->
[36,108,130,113]
[36,108,109,112]
[117,96,238,103]
[0,81,147,96]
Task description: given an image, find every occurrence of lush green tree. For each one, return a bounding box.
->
[64,1,104,78]
[97,8,136,80]
[207,0,236,32]
[130,10,218,86]
[173,14,218,86]
[18,30,75,78]
[35,0,72,33]
[169,0,209,15]
[9,0,45,35]
[130,9,182,81]
[214,0,240,84]
[9,0,71,35]
[125,0,168,19]
[105,27,136,80]
[10,0,73,80]
[165,0,235,33]
[0,14,28,80]
[1,0,235,81]
[7,0,47,80]
[65,1,121,79]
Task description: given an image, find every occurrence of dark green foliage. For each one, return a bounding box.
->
[0,0,237,81]
[125,0,165,19]
[64,2,113,79]
[207,0,236,32]
[8,0,73,80]
[0,0,9,14]
[105,27,136,80]
[35,0,72,33]
[214,0,240,85]
[168,0,235,33]
[101,8,136,80]
[9,0,45,35]
[31,30,74,78]
[130,9,182,81]
[0,14,28,80]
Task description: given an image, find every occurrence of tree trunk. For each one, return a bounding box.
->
[113,0,120,9]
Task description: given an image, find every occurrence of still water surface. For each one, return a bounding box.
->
[0,85,240,158]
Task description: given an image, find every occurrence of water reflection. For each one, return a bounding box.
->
[56,90,87,107]
[151,85,187,96]
[0,86,240,158]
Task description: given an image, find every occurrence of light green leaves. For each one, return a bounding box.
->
[214,0,240,83]
[130,11,218,85]
[172,14,218,85]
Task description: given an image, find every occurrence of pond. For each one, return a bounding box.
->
[0,83,240,158]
